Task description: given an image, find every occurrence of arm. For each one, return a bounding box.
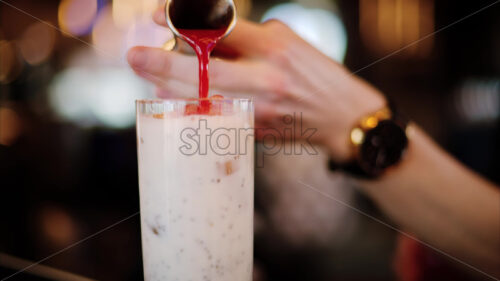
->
[352,126,500,276]
[127,13,500,276]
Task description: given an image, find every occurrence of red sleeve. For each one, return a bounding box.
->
[393,234,476,281]
[394,235,425,281]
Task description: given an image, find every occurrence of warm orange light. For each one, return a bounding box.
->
[40,206,78,246]
[0,41,23,84]
[359,0,434,58]
[19,22,57,65]
[375,107,392,120]
[112,0,157,27]
[92,5,127,59]
[58,0,98,36]
[0,107,22,146]
[364,116,379,128]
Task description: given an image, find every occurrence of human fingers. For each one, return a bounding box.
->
[153,6,168,27]
[218,19,297,59]
[152,10,285,59]
[127,46,289,97]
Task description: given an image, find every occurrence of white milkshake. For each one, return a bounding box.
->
[136,99,254,281]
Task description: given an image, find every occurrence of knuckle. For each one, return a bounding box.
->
[265,43,292,67]
[264,19,290,33]
[262,20,297,67]
[151,73,169,87]
[159,52,172,75]
[163,80,173,91]
[263,71,290,98]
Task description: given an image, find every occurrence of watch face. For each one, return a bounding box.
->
[358,120,408,176]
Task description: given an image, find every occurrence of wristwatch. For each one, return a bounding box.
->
[329,105,409,178]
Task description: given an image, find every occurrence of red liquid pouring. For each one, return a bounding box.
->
[177,28,227,114]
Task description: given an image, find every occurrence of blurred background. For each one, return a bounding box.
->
[1,0,499,280]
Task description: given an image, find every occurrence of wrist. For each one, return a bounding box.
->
[328,100,410,178]
[327,85,387,163]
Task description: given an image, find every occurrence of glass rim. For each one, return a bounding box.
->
[136,98,253,104]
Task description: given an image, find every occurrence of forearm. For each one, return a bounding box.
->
[130,14,499,274]
[353,125,500,274]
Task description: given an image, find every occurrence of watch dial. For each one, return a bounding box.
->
[359,120,408,176]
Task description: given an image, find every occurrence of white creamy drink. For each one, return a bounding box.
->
[136,99,254,281]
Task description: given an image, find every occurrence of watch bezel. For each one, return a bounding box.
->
[357,120,408,177]
[328,105,409,178]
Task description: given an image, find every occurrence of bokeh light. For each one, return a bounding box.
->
[58,0,99,36]
[18,22,57,65]
[125,18,172,52]
[112,0,158,28]
[262,3,347,63]
[91,68,151,128]
[0,107,23,146]
[94,3,171,63]
[39,205,78,246]
[454,79,500,125]
[359,0,434,57]
[92,5,128,61]
[48,49,153,129]
[0,40,23,84]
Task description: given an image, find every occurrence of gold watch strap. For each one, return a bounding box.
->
[329,104,409,178]
[350,106,393,147]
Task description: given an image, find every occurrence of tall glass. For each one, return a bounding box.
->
[136,98,254,281]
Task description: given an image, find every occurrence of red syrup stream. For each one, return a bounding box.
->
[177,28,227,114]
